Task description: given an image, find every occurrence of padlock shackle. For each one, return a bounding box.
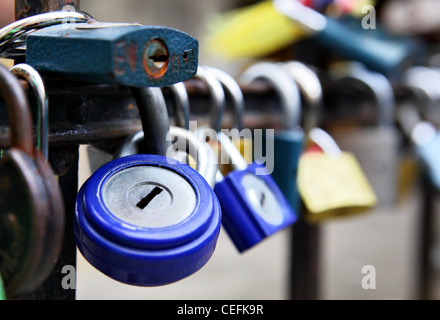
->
[130,86,171,157]
[194,66,225,133]
[402,66,440,118]
[217,131,248,171]
[0,63,33,157]
[10,64,48,161]
[0,11,90,59]
[330,62,395,128]
[169,126,218,188]
[239,62,302,130]
[281,61,323,131]
[165,82,190,130]
[205,66,244,131]
[115,127,218,188]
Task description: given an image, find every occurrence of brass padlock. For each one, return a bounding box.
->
[297,128,377,223]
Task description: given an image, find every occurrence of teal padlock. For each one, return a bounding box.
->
[239,62,304,213]
[25,20,198,87]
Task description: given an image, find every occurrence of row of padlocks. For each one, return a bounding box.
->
[1,1,440,300]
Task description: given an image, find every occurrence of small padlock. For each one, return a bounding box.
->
[239,62,304,214]
[10,63,65,290]
[0,63,51,297]
[297,128,377,223]
[74,87,221,286]
[212,130,297,252]
[327,61,401,207]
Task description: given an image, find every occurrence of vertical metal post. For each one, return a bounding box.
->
[418,172,435,300]
[15,0,80,20]
[288,214,321,300]
[13,0,81,300]
[19,146,79,300]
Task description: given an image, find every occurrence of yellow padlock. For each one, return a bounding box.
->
[297,128,377,223]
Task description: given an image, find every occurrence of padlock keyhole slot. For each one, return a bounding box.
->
[260,193,266,207]
[136,186,164,209]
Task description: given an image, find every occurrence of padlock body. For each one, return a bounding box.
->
[264,129,304,213]
[74,154,221,286]
[297,150,377,223]
[0,150,49,297]
[26,23,198,87]
[330,127,401,206]
[214,162,297,252]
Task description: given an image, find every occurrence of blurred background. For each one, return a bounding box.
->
[3,0,440,300]
[75,0,439,300]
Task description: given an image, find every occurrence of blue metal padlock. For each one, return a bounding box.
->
[195,66,296,253]
[212,130,297,253]
[239,62,304,214]
[74,87,221,286]
[26,21,198,87]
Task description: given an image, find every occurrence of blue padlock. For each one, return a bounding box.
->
[74,88,221,286]
[212,130,297,253]
[26,21,198,87]
[195,66,296,253]
[239,62,304,214]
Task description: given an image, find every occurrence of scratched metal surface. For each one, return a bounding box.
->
[26,24,198,87]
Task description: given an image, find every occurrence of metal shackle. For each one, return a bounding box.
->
[10,63,49,161]
[281,61,323,131]
[0,63,34,156]
[239,61,302,130]
[194,66,226,133]
[402,66,440,119]
[164,82,190,130]
[330,61,395,128]
[205,66,244,131]
[400,66,440,145]
[116,126,218,189]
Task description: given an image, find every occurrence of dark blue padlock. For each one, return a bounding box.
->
[212,130,297,253]
[195,66,296,253]
[26,21,198,87]
[74,87,221,286]
[239,62,304,214]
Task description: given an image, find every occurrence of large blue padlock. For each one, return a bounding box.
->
[74,88,221,286]
[239,62,304,214]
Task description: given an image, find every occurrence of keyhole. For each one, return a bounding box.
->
[136,186,164,209]
[149,53,168,68]
[260,192,266,207]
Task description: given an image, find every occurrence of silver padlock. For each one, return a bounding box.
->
[327,62,401,207]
